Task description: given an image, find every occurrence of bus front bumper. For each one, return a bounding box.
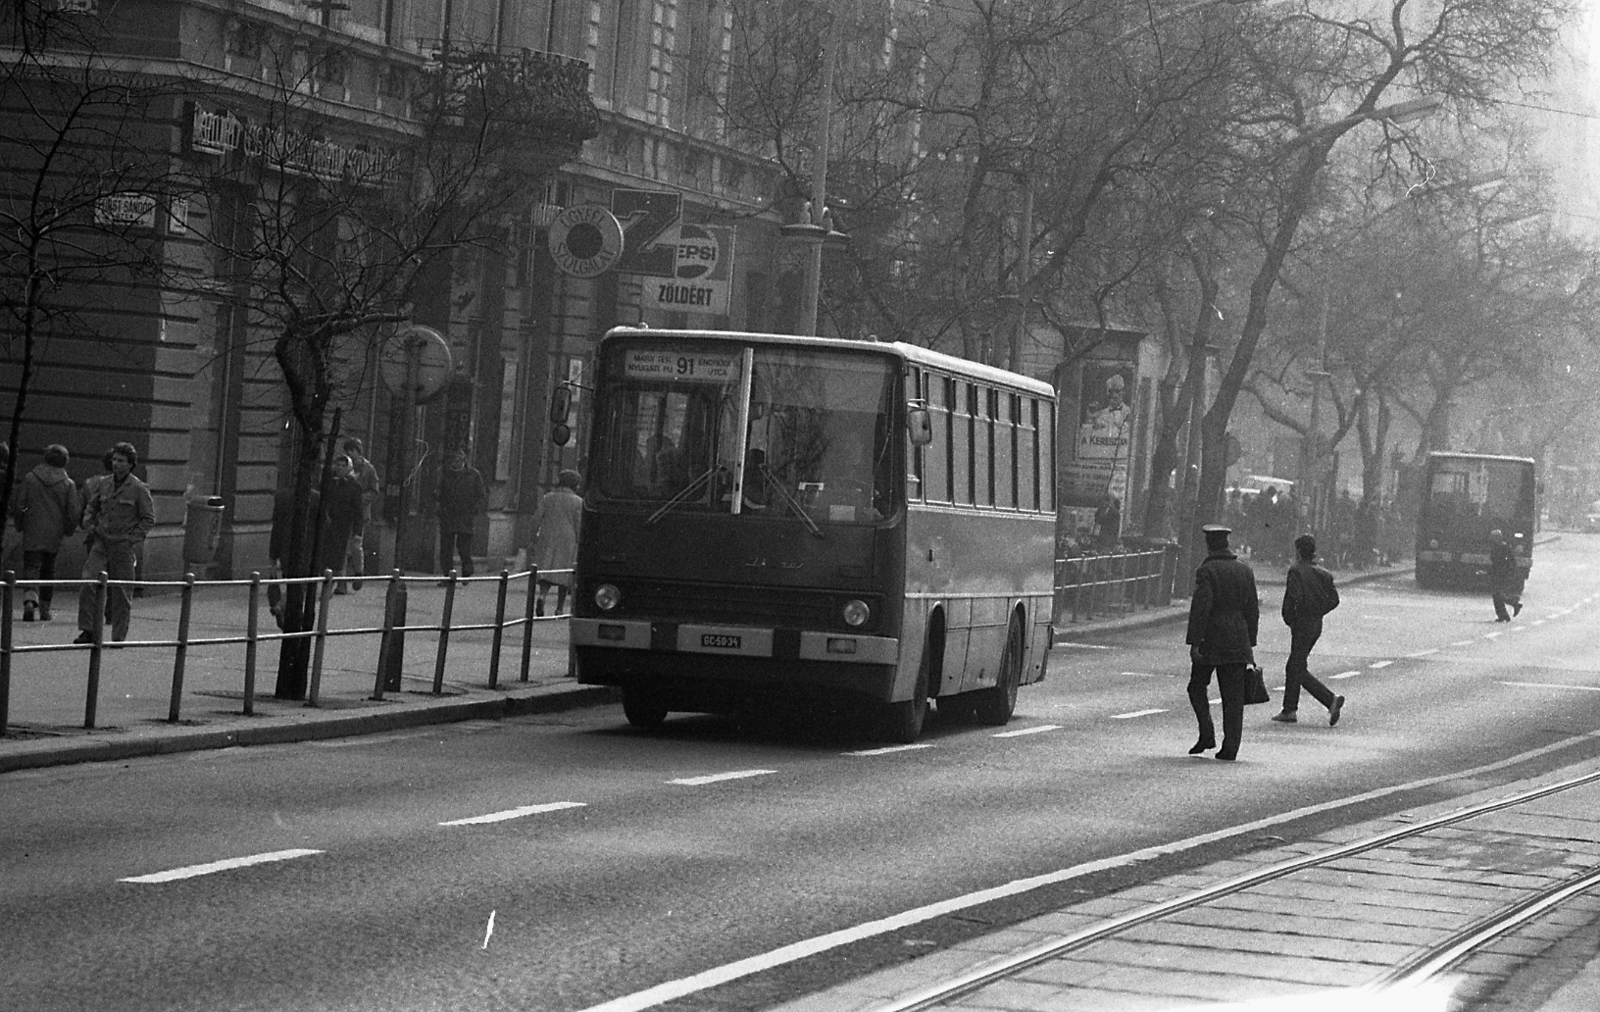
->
[570,618,899,665]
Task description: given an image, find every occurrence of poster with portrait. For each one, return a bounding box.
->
[1064,361,1136,506]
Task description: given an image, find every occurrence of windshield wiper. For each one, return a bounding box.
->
[645,467,720,526]
[756,463,823,538]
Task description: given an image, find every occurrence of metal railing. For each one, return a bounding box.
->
[1053,544,1180,626]
[0,566,573,736]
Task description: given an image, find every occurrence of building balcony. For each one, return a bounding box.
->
[417,41,600,162]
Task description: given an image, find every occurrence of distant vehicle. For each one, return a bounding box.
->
[560,327,1058,742]
[1414,452,1536,589]
[1227,475,1296,500]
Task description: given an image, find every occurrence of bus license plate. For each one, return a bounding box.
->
[701,633,741,649]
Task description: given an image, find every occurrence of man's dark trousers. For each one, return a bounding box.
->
[1189,661,1246,752]
[1283,616,1335,713]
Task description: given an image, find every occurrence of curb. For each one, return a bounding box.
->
[0,682,616,775]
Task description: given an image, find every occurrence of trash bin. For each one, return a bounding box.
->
[183,496,227,568]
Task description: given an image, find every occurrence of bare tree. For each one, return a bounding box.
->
[180,41,596,698]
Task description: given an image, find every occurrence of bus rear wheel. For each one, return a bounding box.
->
[623,685,669,729]
[974,617,1023,726]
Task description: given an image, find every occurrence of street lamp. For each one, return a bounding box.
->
[783,2,849,337]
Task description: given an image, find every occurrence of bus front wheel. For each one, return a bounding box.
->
[882,658,929,744]
[974,617,1023,726]
[623,685,669,729]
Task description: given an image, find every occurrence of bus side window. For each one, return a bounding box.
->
[1018,396,1036,512]
[992,390,1017,509]
[1039,399,1056,512]
[925,374,950,503]
[953,380,973,506]
[977,386,994,507]
[907,369,924,502]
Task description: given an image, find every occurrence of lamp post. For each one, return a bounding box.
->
[783,2,846,337]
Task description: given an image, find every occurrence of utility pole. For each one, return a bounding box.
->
[795,2,843,337]
[1300,292,1331,535]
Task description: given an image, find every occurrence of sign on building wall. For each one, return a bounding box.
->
[547,204,624,278]
[642,224,735,316]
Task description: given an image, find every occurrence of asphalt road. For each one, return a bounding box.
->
[4,536,1599,1012]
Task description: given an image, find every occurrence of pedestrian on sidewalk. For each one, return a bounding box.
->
[74,442,154,644]
[342,438,380,590]
[1273,534,1345,727]
[13,443,82,622]
[321,453,365,594]
[1185,523,1260,761]
[530,469,583,616]
[1488,529,1523,622]
[437,446,486,580]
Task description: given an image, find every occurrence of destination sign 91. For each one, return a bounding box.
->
[624,350,738,383]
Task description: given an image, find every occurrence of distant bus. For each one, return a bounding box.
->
[560,327,1057,742]
[1414,452,1536,588]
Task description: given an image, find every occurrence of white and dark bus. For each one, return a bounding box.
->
[558,327,1057,742]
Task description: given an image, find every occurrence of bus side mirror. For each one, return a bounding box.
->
[907,406,932,446]
[549,385,572,424]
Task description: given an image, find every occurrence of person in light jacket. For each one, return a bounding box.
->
[530,469,583,616]
[75,442,155,644]
[14,444,83,622]
[1185,523,1260,761]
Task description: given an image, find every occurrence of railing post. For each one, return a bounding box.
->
[519,566,538,682]
[83,572,109,729]
[0,571,13,736]
[433,570,457,695]
[373,570,402,700]
[167,574,196,722]
[244,572,261,715]
[488,569,509,689]
[307,569,335,706]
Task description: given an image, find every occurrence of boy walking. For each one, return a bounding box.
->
[1274,534,1346,726]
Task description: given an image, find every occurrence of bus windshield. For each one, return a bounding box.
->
[1423,458,1533,529]
[591,339,896,525]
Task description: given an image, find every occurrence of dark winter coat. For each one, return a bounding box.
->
[15,464,83,552]
[1489,540,1522,595]
[1186,549,1260,665]
[318,476,365,573]
[437,463,487,535]
[1282,559,1340,627]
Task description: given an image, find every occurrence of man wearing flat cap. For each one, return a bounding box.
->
[1185,523,1260,761]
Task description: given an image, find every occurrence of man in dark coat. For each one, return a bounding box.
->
[1273,534,1345,727]
[1488,529,1522,622]
[437,446,487,579]
[1185,523,1260,761]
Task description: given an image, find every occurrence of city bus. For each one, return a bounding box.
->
[558,327,1057,742]
[1414,452,1536,589]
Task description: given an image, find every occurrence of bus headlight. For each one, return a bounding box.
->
[842,599,870,627]
[595,584,621,611]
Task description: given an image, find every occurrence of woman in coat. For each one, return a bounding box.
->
[530,469,583,616]
[14,444,82,621]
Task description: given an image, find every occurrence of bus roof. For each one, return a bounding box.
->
[602,327,1056,398]
[1426,451,1536,465]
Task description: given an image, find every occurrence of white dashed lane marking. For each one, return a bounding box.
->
[441,802,586,826]
[1369,660,1393,669]
[1054,642,1112,650]
[845,745,933,757]
[120,849,323,884]
[993,725,1061,737]
[1110,709,1167,720]
[1450,640,1474,647]
[1331,671,1362,679]
[1498,681,1600,693]
[1408,649,1440,657]
[668,769,778,785]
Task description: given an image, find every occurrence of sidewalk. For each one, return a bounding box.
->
[0,571,609,774]
[0,557,1412,775]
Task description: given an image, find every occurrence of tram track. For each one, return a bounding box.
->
[865,765,1600,1012]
